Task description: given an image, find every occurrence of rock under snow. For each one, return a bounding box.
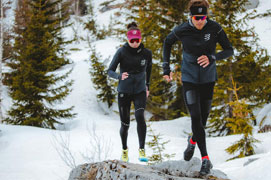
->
[68,158,230,180]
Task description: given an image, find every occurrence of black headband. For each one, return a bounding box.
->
[190,6,207,15]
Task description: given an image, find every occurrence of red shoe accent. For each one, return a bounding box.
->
[202,156,210,160]
[190,138,197,145]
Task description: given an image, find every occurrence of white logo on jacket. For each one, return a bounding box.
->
[204,33,211,41]
[141,59,146,66]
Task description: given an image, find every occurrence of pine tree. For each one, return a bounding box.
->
[4,0,75,129]
[225,78,259,160]
[83,0,101,40]
[90,47,115,108]
[84,0,112,40]
[56,0,72,28]
[146,64,186,121]
[121,0,190,120]
[146,120,175,165]
[208,0,271,136]
[147,63,175,121]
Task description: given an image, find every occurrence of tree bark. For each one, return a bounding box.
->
[0,0,4,122]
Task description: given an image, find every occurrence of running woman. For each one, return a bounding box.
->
[162,0,233,175]
[108,22,152,162]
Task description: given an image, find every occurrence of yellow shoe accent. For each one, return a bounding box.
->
[121,149,129,162]
[139,149,148,162]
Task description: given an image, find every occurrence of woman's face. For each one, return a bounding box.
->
[191,15,207,30]
[128,39,141,48]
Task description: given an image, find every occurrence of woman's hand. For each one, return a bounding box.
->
[121,72,129,80]
[163,72,173,82]
[197,55,210,68]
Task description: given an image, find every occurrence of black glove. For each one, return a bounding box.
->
[207,55,216,64]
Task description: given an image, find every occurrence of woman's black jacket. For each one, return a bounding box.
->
[108,43,152,94]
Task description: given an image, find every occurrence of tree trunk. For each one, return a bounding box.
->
[75,0,79,16]
[58,2,63,27]
[227,61,233,119]
[0,0,4,122]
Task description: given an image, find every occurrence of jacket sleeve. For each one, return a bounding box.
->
[163,27,179,75]
[146,51,152,90]
[210,27,234,61]
[107,48,121,80]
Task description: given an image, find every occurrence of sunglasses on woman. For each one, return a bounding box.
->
[192,16,207,21]
[129,39,141,43]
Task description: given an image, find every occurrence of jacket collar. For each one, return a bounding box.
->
[124,42,144,54]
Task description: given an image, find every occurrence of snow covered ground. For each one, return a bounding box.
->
[0,0,271,180]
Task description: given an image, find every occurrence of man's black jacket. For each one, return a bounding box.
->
[163,19,234,84]
[108,43,152,94]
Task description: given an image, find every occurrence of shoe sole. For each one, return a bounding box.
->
[183,147,195,161]
[199,171,209,176]
[184,156,192,161]
[120,157,129,162]
[199,163,213,175]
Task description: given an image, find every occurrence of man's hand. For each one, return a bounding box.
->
[163,72,173,82]
[121,72,129,80]
[197,55,210,68]
[146,86,150,98]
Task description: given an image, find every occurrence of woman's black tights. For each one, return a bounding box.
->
[118,91,147,150]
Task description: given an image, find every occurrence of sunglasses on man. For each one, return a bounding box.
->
[192,15,207,21]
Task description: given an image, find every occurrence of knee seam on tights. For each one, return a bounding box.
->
[121,121,130,127]
[135,108,144,112]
